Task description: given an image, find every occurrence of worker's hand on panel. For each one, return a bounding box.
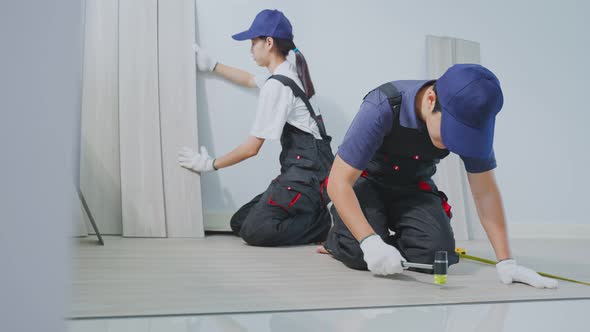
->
[193,43,217,72]
[178,146,215,173]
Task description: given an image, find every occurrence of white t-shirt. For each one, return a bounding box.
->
[250,61,322,140]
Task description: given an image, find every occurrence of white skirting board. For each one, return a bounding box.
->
[205,210,590,240]
[79,0,122,235]
[118,0,166,237]
[157,0,204,237]
[204,212,234,232]
[508,223,590,239]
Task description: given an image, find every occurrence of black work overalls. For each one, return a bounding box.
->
[324,81,460,271]
[230,75,335,246]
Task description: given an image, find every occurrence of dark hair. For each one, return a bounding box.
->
[432,83,442,113]
[259,36,316,98]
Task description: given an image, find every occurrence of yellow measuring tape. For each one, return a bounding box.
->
[455,247,590,287]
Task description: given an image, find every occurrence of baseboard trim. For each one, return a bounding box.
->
[203,213,590,239]
[508,224,590,239]
[204,212,233,232]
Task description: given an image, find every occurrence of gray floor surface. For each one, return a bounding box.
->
[70,235,590,318]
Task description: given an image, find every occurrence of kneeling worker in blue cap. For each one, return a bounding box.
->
[318,64,557,288]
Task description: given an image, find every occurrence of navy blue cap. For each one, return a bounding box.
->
[232,9,293,41]
[438,64,504,158]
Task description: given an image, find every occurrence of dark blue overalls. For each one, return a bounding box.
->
[230,75,335,246]
[324,82,460,271]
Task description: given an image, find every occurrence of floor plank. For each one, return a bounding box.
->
[118,0,166,237]
[80,0,122,235]
[157,0,204,238]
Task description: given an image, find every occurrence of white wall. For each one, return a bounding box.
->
[195,0,590,232]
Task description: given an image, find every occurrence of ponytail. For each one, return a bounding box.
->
[259,36,316,99]
[293,48,316,99]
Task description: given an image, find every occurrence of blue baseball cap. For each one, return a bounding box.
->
[438,64,504,158]
[232,9,293,41]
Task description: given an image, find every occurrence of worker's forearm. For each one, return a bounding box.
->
[328,182,374,242]
[474,190,512,261]
[214,63,257,88]
[213,143,256,169]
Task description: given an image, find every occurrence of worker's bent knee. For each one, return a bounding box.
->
[239,223,276,247]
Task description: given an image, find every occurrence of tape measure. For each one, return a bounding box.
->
[455,247,590,287]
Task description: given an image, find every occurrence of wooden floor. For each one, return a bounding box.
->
[70,235,590,318]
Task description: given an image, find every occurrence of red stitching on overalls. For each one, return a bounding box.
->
[441,200,452,219]
[320,177,329,205]
[268,198,288,212]
[417,180,452,219]
[288,193,301,208]
[417,180,432,191]
[268,190,302,211]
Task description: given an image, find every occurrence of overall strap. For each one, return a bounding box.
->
[269,75,328,139]
[376,82,402,116]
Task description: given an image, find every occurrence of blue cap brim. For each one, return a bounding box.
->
[441,107,495,159]
[232,30,258,41]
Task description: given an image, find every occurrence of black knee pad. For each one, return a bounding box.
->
[238,217,283,247]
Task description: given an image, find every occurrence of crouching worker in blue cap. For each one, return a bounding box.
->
[317,64,557,288]
[178,9,334,246]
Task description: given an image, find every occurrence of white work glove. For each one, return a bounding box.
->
[496,259,558,289]
[178,146,216,173]
[193,43,218,72]
[360,234,406,275]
